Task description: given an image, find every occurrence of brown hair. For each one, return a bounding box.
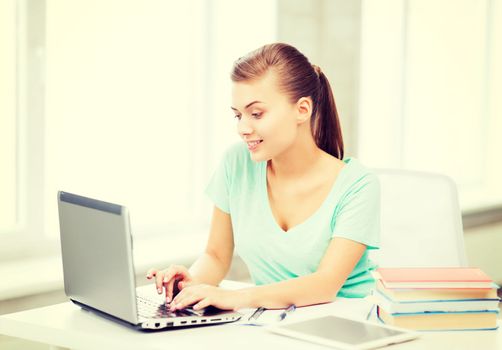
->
[231,43,344,159]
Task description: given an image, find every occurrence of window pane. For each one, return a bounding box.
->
[43,0,276,238]
[404,0,487,187]
[0,0,17,231]
[44,0,205,237]
[358,0,502,210]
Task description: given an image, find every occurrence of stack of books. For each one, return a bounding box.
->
[372,267,500,331]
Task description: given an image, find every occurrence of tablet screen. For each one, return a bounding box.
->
[279,315,406,345]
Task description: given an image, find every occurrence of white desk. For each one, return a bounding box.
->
[1,285,501,350]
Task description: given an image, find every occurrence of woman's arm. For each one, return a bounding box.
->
[170,236,367,311]
[188,206,235,286]
[148,206,234,301]
[240,237,367,309]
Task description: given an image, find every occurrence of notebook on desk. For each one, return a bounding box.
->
[57,191,241,330]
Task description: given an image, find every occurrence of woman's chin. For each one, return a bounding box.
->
[249,151,268,162]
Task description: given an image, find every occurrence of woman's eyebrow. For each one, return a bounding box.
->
[230,100,264,111]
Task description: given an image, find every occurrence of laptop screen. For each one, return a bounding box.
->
[58,191,139,324]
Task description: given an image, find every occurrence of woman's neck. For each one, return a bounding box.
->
[268,134,325,180]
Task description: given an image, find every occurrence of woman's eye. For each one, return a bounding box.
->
[251,112,262,118]
[234,114,242,120]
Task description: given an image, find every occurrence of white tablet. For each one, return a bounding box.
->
[267,315,419,350]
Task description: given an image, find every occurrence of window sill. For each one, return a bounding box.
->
[0,232,207,301]
[462,205,502,230]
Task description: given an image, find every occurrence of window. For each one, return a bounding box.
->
[358,0,502,211]
[1,0,276,251]
[0,0,17,233]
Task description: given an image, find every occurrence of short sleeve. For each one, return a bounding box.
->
[330,173,380,249]
[205,142,247,214]
[204,152,231,214]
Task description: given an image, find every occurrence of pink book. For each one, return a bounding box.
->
[376,267,494,289]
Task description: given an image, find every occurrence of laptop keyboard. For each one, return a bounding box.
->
[137,295,202,319]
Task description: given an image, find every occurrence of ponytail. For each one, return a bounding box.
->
[312,68,344,159]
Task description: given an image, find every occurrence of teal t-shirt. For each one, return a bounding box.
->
[205,143,380,298]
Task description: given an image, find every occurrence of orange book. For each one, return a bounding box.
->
[376,267,493,289]
[375,279,499,301]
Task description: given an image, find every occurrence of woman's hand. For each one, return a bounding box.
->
[146,265,197,303]
[170,284,248,311]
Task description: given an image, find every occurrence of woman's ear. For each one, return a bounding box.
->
[296,97,313,124]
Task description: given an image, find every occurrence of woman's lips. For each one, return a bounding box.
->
[246,140,263,151]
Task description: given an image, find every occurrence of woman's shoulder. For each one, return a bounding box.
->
[340,157,380,192]
[221,142,252,166]
[223,141,248,157]
[220,142,262,179]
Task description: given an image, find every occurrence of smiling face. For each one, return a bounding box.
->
[231,70,309,162]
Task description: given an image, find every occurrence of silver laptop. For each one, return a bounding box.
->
[57,191,241,330]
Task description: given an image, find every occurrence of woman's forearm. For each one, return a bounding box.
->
[240,271,344,309]
[188,252,230,286]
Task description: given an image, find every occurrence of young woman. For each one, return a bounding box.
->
[147,43,380,311]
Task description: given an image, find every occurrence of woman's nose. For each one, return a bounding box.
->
[237,118,253,136]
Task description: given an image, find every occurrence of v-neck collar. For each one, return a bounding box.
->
[260,158,352,235]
